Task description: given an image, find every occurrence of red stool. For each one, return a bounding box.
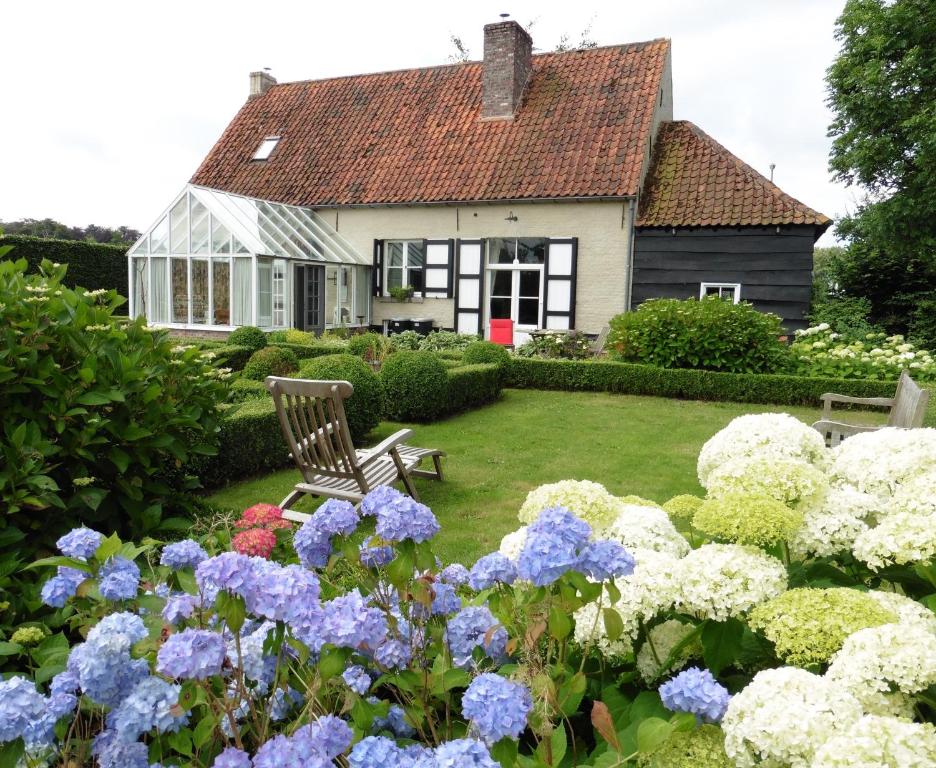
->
[489,319,514,346]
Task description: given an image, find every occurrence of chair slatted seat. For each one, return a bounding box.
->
[265,376,445,521]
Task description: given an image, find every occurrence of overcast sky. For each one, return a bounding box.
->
[2,0,856,245]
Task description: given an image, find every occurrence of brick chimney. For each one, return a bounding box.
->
[249,71,277,99]
[481,20,532,120]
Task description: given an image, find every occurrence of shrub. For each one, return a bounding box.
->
[392,329,422,350]
[516,330,592,360]
[789,325,936,382]
[269,341,348,360]
[0,257,227,548]
[299,354,385,443]
[283,328,315,345]
[228,377,269,403]
[380,351,449,421]
[227,325,267,351]
[446,364,503,413]
[609,297,788,373]
[419,330,477,352]
[348,332,396,364]
[809,295,882,340]
[210,344,253,371]
[463,339,511,366]
[0,234,128,311]
[242,346,299,381]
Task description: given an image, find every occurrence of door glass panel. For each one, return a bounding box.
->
[491,270,512,295]
[150,257,168,323]
[519,270,540,297]
[518,298,539,326]
[355,267,371,324]
[306,267,322,329]
[490,297,511,319]
[212,260,230,325]
[232,258,252,325]
[517,238,546,264]
[191,260,209,324]
[272,259,287,327]
[337,266,352,326]
[171,259,188,323]
[488,238,514,264]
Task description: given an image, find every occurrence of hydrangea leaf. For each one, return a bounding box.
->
[636,717,673,755]
[548,605,572,641]
[0,738,25,768]
[603,608,624,642]
[490,736,518,768]
[557,672,587,717]
[700,618,744,676]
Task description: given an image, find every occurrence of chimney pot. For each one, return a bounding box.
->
[481,20,532,120]
[249,71,277,99]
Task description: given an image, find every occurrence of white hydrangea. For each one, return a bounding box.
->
[852,510,936,569]
[635,619,699,683]
[705,456,829,509]
[888,470,936,517]
[518,479,621,529]
[866,590,936,635]
[828,428,936,500]
[789,486,880,558]
[697,413,828,486]
[602,504,690,558]
[674,544,787,621]
[811,715,936,768]
[826,623,936,707]
[498,526,528,562]
[573,548,681,655]
[722,667,862,768]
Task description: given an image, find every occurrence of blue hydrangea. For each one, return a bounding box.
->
[0,676,47,743]
[93,732,151,768]
[659,667,732,723]
[468,553,518,590]
[56,527,103,559]
[403,744,436,767]
[69,615,151,708]
[196,552,257,604]
[374,496,439,543]
[349,735,403,767]
[160,539,208,569]
[24,691,77,747]
[157,628,226,680]
[517,531,579,586]
[99,556,141,600]
[107,676,188,740]
[294,523,332,569]
[374,637,411,670]
[230,622,278,694]
[440,562,470,585]
[360,485,405,516]
[412,580,461,618]
[162,593,199,624]
[342,664,372,694]
[313,498,360,536]
[575,540,636,581]
[359,536,394,567]
[87,611,148,646]
[462,673,532,744]
[322,590,388,650]
[445,605,508,668]
[269,686,304,721]
[249,563,321,623]
[41,565,87,607]
[294,714,353,759]
[528,506,592,548]
[212,747,252,768]
[50,669,80,696]
[252,733,331,768]
[434,738,500,768]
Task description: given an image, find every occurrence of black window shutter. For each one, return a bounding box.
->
[446,238,455,298]
[372,239,383,297]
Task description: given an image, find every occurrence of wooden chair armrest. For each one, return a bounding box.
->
[358,429,415,468]
[811,419,880,444]
[820,393,895,407]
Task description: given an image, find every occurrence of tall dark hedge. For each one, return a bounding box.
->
[0,235,128,310]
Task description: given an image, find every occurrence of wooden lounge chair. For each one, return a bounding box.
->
[591,325,610,357]
[811,370,930,447]
[265,376,445,521]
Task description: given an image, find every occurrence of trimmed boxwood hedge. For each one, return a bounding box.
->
[446,364,503,414]
[380,351,450,422]
[212,344,253,372]
[269,341,349,360]
[299,354,385,444]
[1,235,128,309]
[228,377,268,402]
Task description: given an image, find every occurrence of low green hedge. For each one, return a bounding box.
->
[446,364,503,414]
[228,377,269,402]
[212,344,253,371]
[269,341,349,360]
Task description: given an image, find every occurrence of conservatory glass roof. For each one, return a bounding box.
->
[129,184,369,265]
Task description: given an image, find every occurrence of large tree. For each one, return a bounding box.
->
[826,0,936,342]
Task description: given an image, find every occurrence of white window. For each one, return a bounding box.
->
[385,240,425,296]
[700,282,741,304]
[252,136,280,161]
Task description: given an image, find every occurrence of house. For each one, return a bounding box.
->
[127,19,830,340]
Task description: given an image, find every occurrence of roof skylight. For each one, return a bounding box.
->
[252,136,280,161]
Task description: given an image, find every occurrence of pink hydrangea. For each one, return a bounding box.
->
[232,528,277,558]
[236,504,292,531]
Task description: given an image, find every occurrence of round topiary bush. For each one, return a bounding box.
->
[463,340,511,366]
[242,346,299,381]
[379,350,449,421]
[299,354,385,443]
[227,325,268,352]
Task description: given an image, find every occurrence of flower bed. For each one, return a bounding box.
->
[5,416,936,766]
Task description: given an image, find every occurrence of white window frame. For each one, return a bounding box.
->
[700,282,741,304]
[485,239,546,338]
[252,136,280,161]
[384,240,425,297]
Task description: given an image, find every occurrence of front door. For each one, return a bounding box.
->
[488,267,542,345]
[294,264,325,334]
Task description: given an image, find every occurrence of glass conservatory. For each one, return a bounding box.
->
[127,185,371,332]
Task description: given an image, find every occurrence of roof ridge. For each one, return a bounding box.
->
[264,38,671,90]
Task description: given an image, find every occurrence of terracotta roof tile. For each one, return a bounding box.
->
[191,41,669,205]
[637,120,830,229]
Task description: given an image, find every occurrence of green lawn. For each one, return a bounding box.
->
[206,389,831,564]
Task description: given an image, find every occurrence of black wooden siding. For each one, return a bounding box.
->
[631,226,817,331]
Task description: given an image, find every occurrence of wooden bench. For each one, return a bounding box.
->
[812,370,930,447]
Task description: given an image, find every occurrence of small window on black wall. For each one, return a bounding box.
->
[700,282,741,304]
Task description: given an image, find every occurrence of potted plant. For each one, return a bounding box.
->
[389,285,415,302]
